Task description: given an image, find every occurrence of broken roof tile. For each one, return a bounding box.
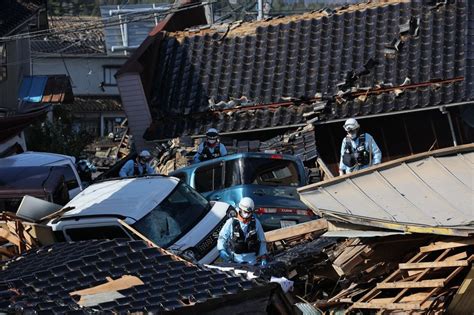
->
[143,0,472,140]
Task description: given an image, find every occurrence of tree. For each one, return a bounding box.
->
[25,107,95,159]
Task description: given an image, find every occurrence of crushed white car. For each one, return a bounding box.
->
[48,176,231,264]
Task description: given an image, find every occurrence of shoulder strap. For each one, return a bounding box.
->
[358,133,366,146]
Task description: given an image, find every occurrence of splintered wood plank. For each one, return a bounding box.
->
[377,279,445,289]
[399,260,468,269]
[445,251,467,261]
[419,238,474,253]
[389,248,452,303]
[264,219,328,242]
[352,302,428,310]
[371,293,430,304]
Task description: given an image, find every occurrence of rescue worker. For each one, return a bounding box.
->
[76,155,96,187]
[193,128,227,164]
[339,118,382,175]
[119,150,155,177]
[217,197,268,266]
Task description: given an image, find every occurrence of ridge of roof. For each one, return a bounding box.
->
[170,0,409,39]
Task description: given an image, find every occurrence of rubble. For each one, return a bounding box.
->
[151,124,319,175]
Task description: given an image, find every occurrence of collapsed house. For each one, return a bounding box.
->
[0,144,473,313]
[117,0,473,173]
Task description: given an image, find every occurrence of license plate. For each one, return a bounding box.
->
[280,220,297,228]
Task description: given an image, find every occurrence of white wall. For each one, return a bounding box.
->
[32,56,127,96]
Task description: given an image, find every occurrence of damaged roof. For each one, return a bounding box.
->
[0,239,275,313]
[298,144,474,236]
[31,16,106,55]
[143,0,472,139]
[61,97,123,113]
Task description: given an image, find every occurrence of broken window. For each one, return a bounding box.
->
[0,43,7,82]
[133,182,210,247]
[194,162,224,193]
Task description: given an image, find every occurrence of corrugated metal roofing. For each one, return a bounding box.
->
[299,144,474,235]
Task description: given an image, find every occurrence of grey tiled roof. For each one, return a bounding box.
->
[31,16,106,55]
[144,1,472,140]
[62,97,123,113]
[0,239,273,313]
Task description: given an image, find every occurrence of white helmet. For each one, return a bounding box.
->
[139,150,152,162]
[343,118,360,132]
[206,128,219,140]
[238,197,255,213]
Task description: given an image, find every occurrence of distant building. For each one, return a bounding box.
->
[31,16,128,138]
[0,0,48,156]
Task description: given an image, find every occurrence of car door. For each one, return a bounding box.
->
[192,161,224,201]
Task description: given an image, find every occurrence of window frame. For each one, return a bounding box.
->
[193,161,224,193]
[0,43,7,82]
[102,65,121,86]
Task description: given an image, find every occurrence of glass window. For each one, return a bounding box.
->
[0,43,6,82]
[224,159,241,188]
[103,66,120,86]
[194,163,223,193]
[132,182,210,247]
[63,166,79,190]
[241,158,300,186]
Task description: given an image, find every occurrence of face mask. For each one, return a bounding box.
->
[207,139,217,144]
[348,131,358,139]
[240,210,251,219]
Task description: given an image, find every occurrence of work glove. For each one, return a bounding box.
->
[219,250,231,262]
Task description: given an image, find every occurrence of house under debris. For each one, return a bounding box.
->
[116,0,473,173]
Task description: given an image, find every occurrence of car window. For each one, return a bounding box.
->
[63,166,79,190]
[132,182,210,247]
[224,159,241,188]
[65,226,130,241]
[194,162,223,193]
[241,158,300,186]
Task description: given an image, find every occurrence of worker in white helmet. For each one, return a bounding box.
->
[217,197,268,266]
[119,150,156,177]
[193,128,227,164]
[339,118,382,175]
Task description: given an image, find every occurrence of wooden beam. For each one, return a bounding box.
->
[377,279,445,289]
[264,219,328,243]
[419,238,474,253]
[352,302,427,310]
[317,157,334,179]
[445,251,467,261]
[399,260,468,269]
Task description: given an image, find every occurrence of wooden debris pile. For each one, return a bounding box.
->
[263,220,474,314]
[0,213,53,262]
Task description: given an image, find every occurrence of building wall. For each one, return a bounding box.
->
[117,73,152,151]
[0,28,31,111]
[32,56,127,96]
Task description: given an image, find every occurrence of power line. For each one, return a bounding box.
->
[0,2,211,43]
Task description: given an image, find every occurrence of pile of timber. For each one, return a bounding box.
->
[263,220,474,313]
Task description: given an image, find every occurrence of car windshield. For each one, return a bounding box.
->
[132,181,210,247]
[240,157,300,187]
